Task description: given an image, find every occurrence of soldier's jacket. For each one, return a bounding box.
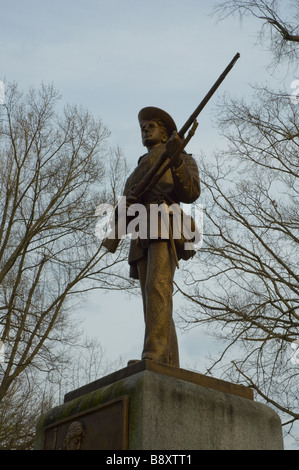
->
[123,143,201,279]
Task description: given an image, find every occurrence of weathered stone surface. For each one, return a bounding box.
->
[35,360,283,450]
[64,359,253,402]
[129,370,283,450]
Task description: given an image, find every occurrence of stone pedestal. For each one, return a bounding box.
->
[35,360,284,450]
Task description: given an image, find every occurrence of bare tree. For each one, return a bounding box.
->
[0,370,54,450]
[0,335,124,450]
[177,85,299,409]
[175,0,299,444]
[213,0,299,68]
[0,82,134,420]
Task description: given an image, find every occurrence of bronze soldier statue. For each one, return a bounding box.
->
[123,107,200,367]
[103,54,240,368]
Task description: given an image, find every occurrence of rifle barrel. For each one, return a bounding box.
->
[102,53,240,253]
[178,52,240,138]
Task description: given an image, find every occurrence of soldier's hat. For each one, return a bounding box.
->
[138,106,177,137]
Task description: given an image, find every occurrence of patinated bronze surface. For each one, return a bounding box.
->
[124,107,200,367]
[42,396,129,450]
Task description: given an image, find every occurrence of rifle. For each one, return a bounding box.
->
[102,52,240,253]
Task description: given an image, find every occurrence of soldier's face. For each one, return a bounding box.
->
[140,120,167,149]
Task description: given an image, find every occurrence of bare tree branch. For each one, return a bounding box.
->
[213,0,299,68]
[0,82,135,411]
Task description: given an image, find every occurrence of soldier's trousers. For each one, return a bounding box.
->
[137,240,179,367]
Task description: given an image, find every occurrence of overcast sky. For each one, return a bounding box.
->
[2,0,276,158]
[0,0,289,375]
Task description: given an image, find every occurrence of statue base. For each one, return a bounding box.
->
[35,359,283,450]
